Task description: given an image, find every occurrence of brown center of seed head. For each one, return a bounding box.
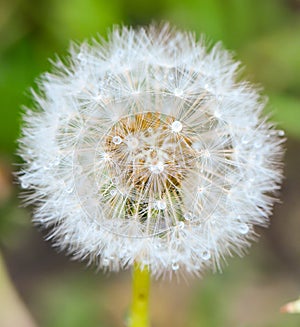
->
[104,112,198,198]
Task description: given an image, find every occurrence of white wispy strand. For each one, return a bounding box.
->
[18,24,284,278]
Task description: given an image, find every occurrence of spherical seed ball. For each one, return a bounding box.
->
[18,25,284,278]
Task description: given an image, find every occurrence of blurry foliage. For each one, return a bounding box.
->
[242,22,300,95]
[0,0,299,153]
[35,275,105,327]
[164,0,290,48]
[0,0,300,326]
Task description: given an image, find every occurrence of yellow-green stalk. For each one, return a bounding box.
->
[129,262,150,327]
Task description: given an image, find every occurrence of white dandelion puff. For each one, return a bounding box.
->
[18,24,284,278]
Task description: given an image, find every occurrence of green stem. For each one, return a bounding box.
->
[129,262,150,327]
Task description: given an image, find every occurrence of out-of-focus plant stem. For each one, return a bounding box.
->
[0,252,37,327]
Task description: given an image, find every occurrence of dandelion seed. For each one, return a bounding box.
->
[171,120,183,133]
[18,24,284,278]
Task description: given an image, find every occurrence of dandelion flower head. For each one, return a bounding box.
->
[19,25,284,277]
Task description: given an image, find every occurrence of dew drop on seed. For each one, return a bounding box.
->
[110,189,117,196]
[31,162,39,170]
[66,186,74,194]
[168,73,174,81]
[172,262,179,271]
[192,142,201,151]
[197,186,205,194]
[126,136,139,149]
[278,130,285,137]
[201,250,211,261]
[156,200,166,210]
[174,88,183,97]
[241,137,249,145]
[149,161,164,174]
[21,181,29,189]
[178,221,185,229]
[254,141,261,149]
[210,218,217,225]
[171,121,183,133]
[238,223,249,234]
[102,258,110,266]
[154,243,162,249]
[202,149,211,158]
[112,136,122,145]
[184,212,193,221]
[53,157,60,166]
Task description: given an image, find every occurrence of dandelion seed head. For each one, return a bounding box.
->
[18,24,284,278]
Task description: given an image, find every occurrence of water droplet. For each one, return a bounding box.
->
[66,186,74,194]
[175,238,182,246]
[21,181,29,189]
[171,121,183,133]
[254,141,261,149]
[168,73,174,81]
[178,221,185,229]
[32,162,39,170]
[214,110,221,119]
[156,200,166,210]
[156,72,163,81]
[52,157,60,166]
[126,136,139,149]
[210,217,217,225]
[77,52,84,60]
[241,137,249,145]
[112,136,122,145]
[102,258,110,266]
[102,152,110,161]
[154,243,162,249]
[192,142,201,151]
[197,186,205,194]
[94,94,102,102]
[239,223,249,234]
[201,149,211,158]
[110,189,117,196]
[172,262,179,271]
[184,212,193,221]
[174,88,183,97]
[149,161,164,174]
[201,250,211,261]
[116,49,124,58]
[278,130,285,137]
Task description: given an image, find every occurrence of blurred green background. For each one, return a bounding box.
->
[1,0,300,326]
